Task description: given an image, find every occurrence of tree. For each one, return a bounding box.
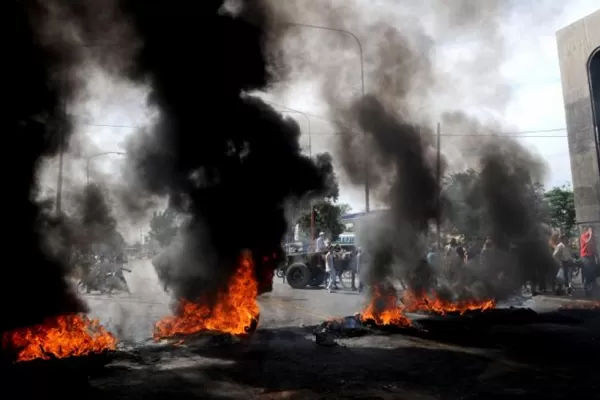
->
[293,152,349,242]
[297,200,351,242]
[148,208,178,248]
[544,185,576,235]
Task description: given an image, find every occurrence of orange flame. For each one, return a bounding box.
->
[402,290,495,315]
[1,314,117,362]
[359,285,495,327]
[360,286,412,326]
[154,251,260,339]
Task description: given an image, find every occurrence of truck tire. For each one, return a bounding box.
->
[310,268,326,287]
[286,263,311,289]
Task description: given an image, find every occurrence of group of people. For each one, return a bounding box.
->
[316,232,362,293]
[76,251,131,294]
[550,225,598,296]
[312,225,599,297]
[432,225,599,297]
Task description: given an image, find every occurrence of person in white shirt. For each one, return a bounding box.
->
[325,246,337,292]
[316,232,326,252]
[553,234,573,294]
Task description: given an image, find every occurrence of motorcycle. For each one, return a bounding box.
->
[103,268,131,294]
[78,264,131,294]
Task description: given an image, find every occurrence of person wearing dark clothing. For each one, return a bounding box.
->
[580,226,598,295]
[356,248,365,293]
[349,248,359,291]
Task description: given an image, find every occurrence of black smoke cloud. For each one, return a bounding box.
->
[3,0,87,333]
[345,96,439,295]
[270,0,558,302]
[118,0,327,302]
[72,184,125,258]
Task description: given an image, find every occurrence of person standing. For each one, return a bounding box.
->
[351,247,361,291]
[580,226,598,296]
[325,246,337,293]
[316,232,326,252]
[553,234,573,295]
[444,238,463,284]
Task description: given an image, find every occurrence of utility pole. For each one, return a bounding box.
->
[436,122,441,250]
[56,75,67,214]
[285,22,367,213]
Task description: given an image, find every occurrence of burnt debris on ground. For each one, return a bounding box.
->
[1,350,119,397]
[93,315,600,399]
[314,314,424,346]
[3,312,600,399]
[314,307,591,347]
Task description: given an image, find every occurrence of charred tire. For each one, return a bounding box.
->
[244,313,260,335]
[286,263,311,289]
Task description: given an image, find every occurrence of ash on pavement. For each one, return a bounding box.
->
[70,260,600,399]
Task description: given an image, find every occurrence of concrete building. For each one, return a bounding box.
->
[556,9,600,235]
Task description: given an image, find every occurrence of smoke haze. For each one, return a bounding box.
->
[3,0,89,333]
[4,0,575,340]
[116,0,328,304]
[262,0,565,301]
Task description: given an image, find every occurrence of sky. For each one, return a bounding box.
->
[260,1,600,212]
[49,1,600,236]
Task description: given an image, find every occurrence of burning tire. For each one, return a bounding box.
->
[286,263,311,289]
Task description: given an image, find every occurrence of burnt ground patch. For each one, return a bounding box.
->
[91,310,600,399]
[3,310,599,399]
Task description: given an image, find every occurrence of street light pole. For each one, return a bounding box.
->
[277,108,315,242]
[56,124,65,213]
[436,122,441,250]
[285,22,368,212]
[86,152,126,185]
[55,43,120,213]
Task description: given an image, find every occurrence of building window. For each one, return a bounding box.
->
[587,46,600,173]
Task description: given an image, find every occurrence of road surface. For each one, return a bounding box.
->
[12,258,600,399]
[85,258,368,343]
[85,258,598,343]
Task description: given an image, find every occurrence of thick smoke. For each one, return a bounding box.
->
[3,0,89,333]
[3,0,140,337]
[118,0,327,303]
[268,0,564,301]
[72,184,125,258]
[344,96,439,296]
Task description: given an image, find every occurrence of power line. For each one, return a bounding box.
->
[81,122,140,128]
[80,121,567,137]
[435,134,567,138]
[79,120,567,137]
[305,132,567,138]
[263,99,569,135]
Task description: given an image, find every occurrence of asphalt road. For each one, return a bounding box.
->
[85,258,368,343]
[84,258,598,343]
[10,258,600,399]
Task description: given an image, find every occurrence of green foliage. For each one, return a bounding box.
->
[544,185,576,235]
[297,200,351,241]
[148,208,178,248]
[291,152,347,241]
